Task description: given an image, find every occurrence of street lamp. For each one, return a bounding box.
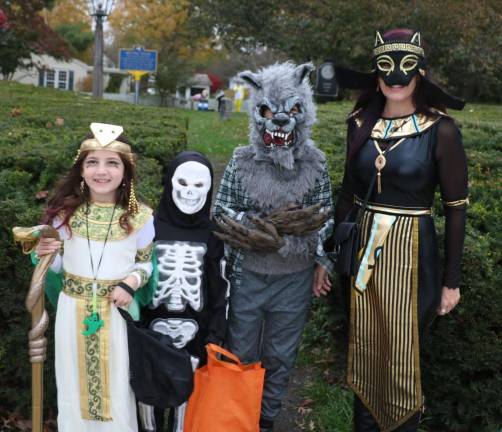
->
[88,0,115,98]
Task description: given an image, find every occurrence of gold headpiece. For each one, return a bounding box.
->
[74,123,133,163]
[372,30,425,58]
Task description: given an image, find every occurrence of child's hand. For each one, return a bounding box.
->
[35,238,62,258]
[110,276,138,307]
[110,286,133,307]
[313,264,331,297]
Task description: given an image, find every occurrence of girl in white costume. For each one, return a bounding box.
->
[35,123,154,432]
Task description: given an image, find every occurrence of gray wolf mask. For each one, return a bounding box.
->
[239,62,316,170]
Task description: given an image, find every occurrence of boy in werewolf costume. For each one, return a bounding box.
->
[213,62,334,431]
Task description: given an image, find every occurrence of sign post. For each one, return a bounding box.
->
[119,47,158,105]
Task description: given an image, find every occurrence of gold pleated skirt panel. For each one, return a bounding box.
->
[63,273,117,421]
[348,211,422,431]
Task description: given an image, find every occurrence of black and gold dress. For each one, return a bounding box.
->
[335,111,468,431]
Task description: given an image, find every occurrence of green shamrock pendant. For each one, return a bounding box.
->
[82,312,104,336]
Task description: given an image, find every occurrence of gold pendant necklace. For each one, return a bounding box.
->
[373,137,406,194]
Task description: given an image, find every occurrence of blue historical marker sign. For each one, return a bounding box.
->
[119,47,157,72]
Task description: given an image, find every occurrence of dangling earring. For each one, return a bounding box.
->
[80,180,85,193]
[376,82,380,92]
[128,180,139,215]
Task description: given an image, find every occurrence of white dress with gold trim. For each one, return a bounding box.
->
[50,203,154,432]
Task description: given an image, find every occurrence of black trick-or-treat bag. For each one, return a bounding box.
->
[118,308,194,408]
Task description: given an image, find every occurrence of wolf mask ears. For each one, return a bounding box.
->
[294,63,315,85]
[238,62,315,90]
[238,71,262,89]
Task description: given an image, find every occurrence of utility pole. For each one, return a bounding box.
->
[89,1,115,98]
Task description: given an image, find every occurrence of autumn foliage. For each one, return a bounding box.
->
[0,0,69,77]
[194,0,502,102]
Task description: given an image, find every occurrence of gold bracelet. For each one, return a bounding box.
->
[443,197,470,207]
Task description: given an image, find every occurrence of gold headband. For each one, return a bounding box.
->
[373,43,425,57]
[79,138,132,155]
[74,123,134,164]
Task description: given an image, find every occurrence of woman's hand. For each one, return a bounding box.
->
[35,237,62,257]
[313,265,332,297]
[437,286,460,315]
[110,275,138,308]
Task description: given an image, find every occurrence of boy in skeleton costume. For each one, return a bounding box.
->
[213,62,334,431]
[139,151,229,432]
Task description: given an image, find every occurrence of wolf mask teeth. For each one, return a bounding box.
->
[263,129,295,148]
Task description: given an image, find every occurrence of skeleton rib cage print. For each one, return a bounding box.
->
[152,241,207,312]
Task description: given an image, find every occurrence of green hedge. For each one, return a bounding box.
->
[0,81,187,416]
[309,102,502,431]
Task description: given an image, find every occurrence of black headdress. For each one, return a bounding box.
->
[335,30,465,110]
[154,151,214,242]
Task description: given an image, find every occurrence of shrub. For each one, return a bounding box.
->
[0,81,187,416]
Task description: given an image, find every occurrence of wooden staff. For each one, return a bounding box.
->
[12,225,60,432]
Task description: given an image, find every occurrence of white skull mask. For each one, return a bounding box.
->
[171,161,211,215]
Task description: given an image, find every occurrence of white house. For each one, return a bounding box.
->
[11,54,130,94]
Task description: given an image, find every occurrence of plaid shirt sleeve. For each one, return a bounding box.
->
[212,157,246,285]
[213,157,248,222]
[303,161,334,271]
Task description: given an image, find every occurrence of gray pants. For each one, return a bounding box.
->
[227,267,314,421]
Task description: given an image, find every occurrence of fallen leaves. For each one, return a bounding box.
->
[0,409,58,432]
[10,107,22,117]
[35,190,49,200]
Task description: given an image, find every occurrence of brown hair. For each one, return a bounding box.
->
[43,134,138,234]
[347,29,447,163]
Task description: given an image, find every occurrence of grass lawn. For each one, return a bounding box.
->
[184,109,249,160]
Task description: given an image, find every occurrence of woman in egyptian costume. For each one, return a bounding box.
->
[332,29,468,431]
[34,124,154,431]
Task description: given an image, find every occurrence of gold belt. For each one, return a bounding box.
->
[354,196,432,216]
[62,272,120,299]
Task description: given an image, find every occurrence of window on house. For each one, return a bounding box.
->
[46,70,55,88]
[58,71,67,89]
[39,69,73,90]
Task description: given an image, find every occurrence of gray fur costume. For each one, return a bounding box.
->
[236,62,329,274]
[213,62,333,426]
